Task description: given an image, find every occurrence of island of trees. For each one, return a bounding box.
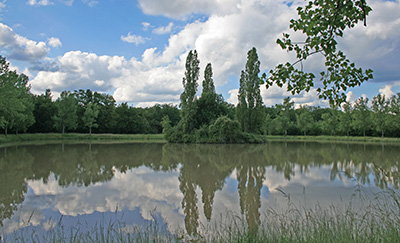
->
[1,51,400,142]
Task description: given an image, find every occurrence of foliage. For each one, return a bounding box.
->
[263,0,374,107]
[339,102,353,136]
[371,94,391,137]
[53,91,78,134]
[82,103,100,134]
[208,116,241,143]
[237,47,265,134]
[296,106,315,136]
[28,89,57,133]
[180,50,200,134]
[352,97,372,136]
[274,97,295,136]
[0,56,35,135]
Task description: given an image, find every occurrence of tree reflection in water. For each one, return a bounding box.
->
[0,142,399,235]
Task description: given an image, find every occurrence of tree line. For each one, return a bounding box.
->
[0,55,180,135]
[1,53,400,139]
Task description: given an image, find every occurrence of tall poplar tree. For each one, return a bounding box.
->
[237,47,265,134]
[180,50,200,134]
[202,63,215,94]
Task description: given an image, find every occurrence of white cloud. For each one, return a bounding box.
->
[121,32,147,45]
[0,23,49,61]
[30,51,184,104]
[82,0,98,7]
[25,0,400,107]
[0,0,6,10]
[137,0,241,19]
[142,22,151,31]
[379,85,395,98]
[47,37,62,48]
[345,91,357,104]
[153,22,174,35]
[339,0,400,83]
[27,0,53,6]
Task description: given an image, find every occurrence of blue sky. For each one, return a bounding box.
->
[0,0,399,107]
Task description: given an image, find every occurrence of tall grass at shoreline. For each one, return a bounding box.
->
[2,187,399,243]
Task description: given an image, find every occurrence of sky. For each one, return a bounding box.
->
[0,0,399,107]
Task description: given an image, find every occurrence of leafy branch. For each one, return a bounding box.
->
[262,0,373,107]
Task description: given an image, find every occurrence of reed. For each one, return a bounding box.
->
[3,187,399,242]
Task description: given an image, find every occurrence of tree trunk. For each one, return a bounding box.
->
[89,126,92,135]
[363,129,365,137]
[5,127,7,136]
[16,128,18,135]
[62,124,65,135]
[382,129,384,138]
[304,131,306,136]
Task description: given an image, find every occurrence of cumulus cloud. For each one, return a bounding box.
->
[153,22,174,35]
[121,32,148,45]
[339,0,400,83]
[47,37,62,48]
[26,0,400,107]
[379,85,395,98]
[0,23,49,61]
[30,51,184,104]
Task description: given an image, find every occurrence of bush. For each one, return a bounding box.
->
[209,116,241,143]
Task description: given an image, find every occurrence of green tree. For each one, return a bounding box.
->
[114,103,149,134]
[53,91,78,134]
[237,47,265,134]
[275,97,295,136]
[390,93,400,130]
[371,94,390,137]
[322,109,339,136]
[339,102,353,136]
[208,116,241,143]
[296,106,314,136]
[202,63,215,94]
[194,63,229,128]
[263,0,373,106]
[180,50,200,134]
[82,103,100,134]
[352,97,371,136]
[94,92,116,133]
[29,89,57,133]
[0,57,35,135]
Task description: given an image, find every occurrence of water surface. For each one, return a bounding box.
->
[1,142,399,237]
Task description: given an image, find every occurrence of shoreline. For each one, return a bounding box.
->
[1,133,400,147]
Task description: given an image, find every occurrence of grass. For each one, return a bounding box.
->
[1,133,400,147]
[204,187,400,243]
[3,187,400,243]
[264,135,400,145]
[0,133,166,147]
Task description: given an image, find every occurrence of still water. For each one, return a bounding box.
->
[0,142,399,237]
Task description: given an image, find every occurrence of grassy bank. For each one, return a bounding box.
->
[0,133,166,146]
[1,133,400,146]
[264,135,400,144]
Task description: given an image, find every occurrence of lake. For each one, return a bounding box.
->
[1,141,399,240]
